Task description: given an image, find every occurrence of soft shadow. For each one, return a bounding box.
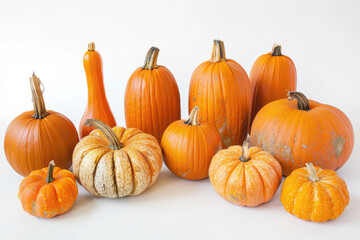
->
[69,193,97,214]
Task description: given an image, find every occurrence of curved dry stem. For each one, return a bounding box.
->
[288,91,310,111]
[30,73,49,119]
[143,47,160,69]
[185,106,200,126]
[210,40,226,62]
[240,141,250,162]
[306,163,320,182]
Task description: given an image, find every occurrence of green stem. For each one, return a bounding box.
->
[46,160,55,183]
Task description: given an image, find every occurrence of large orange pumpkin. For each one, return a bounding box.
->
[189,40,251,147]
[124,46,181,143]
[79,42,116,138]
[209,142,282,207]
[161,107,223,180]
[250,44,297,123]
[251,91,354,176]
[4,74,79,176]
[281,163,349,222]
[18,161,78,218]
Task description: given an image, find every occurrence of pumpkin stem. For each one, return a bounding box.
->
[143,47,159,70]
[306,163,320,182]
[210,40,226,62]
[84,119,123,150]
[30,73,49,119]
[88,42,95,51]
[185,106,200,126]
[240,141,251,162]
[46,160,56,183]
[288,91,310,111]
[271,44,282,56]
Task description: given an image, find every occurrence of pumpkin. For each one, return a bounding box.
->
[161,107,223,180]
[209,142,282,207]
[18,161,78,218]
[281,163,349,222]
[4,74,79,176]
[73,119,163,198]
[251,91,354,176]
[189,40,251,148]
[250,44,297,123]
[124,46,181,143]
[79,42,116,138]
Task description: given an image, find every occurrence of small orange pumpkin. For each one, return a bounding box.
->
[209,142,282,207]
[161,107,223,180]
[281,163,349,222]
[18,161,78,218]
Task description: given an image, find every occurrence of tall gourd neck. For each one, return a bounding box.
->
[30,73,49,119]
[210,40,226,62]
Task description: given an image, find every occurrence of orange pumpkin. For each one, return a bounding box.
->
[73,119,163,198]
[161,107,223,180]
[125,47,181,143]
[250,44,297,123]
[251,91,354,176]
[18,161,78,218]
[281,163,349,222]
[189,40,251,147]
[209,142,282,207]
[4,74,79,176]
[79,42,116,138]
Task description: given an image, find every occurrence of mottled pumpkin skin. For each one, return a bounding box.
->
[281,166,349,222]
[209,145,282,207]
[251,99,354,176]
[73,127,163,198]
[18,166,78,218]
[161,120,222,180]
[4,110,79,176]
[189,60,251,148]
[125,66,181,143]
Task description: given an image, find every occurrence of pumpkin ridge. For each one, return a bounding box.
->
[224,162,242,202]
[126,146,155,185]
[121,149,136,195]
[318,181,337,219]
[110,151,119,197]
[247,161,267,203]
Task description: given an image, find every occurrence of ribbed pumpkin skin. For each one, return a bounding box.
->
[161,120,222,180]
[189,60,251,147]
[251,99,354,176]
[4,110,79,176]
[281,166,349,222]
[250,52,296,123]
[18,166,78,218]
[125,66,181,143]
[79,46,116,138]
[209,145,282,207]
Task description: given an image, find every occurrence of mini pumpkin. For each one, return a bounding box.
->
[18,161,78,218]
[73,119,163,198]
[281,163,349,222]
[161,107,223,180]
[209,142,282,207]
[251,91,354,176]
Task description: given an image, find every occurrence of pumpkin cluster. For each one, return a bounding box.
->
[4,40,353,222]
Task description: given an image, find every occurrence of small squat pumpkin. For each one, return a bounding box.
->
[18,161,78,218]
[73,119,163,198]
[209,142,282,207]
[281,163,349,222]
[161,107,223,180]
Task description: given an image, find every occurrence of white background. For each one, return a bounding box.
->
[1,0,359,239]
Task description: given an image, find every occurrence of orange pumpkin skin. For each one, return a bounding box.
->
[281,164,349,222]
[209,143,282,207]
[18,162,78,218]
[250,44,296,123]
[125,47,181,143]
[251,92,354,176]
[79,43,116,138]
[189,40,251,148]
[161,107,223,180]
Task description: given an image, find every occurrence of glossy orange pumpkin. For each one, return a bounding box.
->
[125,47,181,143]
[161,107,223,180]
[73,119,163,198]
[189,40,251,147]
[251,91,354,176]
[281,163,349,222]
[209,142,282,207]
[18,161,78,218]
[79,42,116,138]
[4,74,79,176]
[250,44,297,123]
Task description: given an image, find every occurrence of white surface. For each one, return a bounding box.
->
[1,0,360,239]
